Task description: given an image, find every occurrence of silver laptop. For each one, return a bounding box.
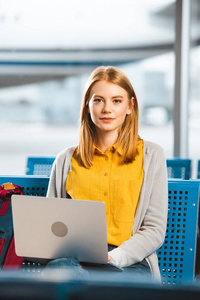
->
[11,195,123,270]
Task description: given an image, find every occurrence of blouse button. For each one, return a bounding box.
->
[104,173,108,176]
[104,192,108,196]
[105,156,108,161]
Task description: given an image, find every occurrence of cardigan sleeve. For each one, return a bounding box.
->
[46,147,75,198]
[109,144,168,268]
[46,158,58,198]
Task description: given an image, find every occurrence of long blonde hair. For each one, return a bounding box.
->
[77,66,140,168]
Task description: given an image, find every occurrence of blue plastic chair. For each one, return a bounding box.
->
[197,160,200,179]
[0,175,49,196]
[157,180,200,285]
[26,157,55,177]
[0,175,50,270]
[166,159,192,180]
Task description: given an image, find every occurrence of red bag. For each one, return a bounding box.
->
[0,182,25,269]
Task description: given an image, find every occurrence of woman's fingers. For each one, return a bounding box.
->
[108,255,112,263]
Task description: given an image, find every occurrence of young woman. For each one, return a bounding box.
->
[46,66,168,281]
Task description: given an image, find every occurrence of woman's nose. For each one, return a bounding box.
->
[102,101,111,113]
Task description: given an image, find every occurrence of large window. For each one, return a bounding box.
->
[189,0,200,177]
[0,0,188,175]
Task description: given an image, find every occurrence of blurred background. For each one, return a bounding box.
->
[0,0,199,176]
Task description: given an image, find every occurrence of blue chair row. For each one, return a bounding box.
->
[0,175,49,196]
[25,156,200,179]
[166,159,192,180]
[0,176,199,284]
[198,160,200,179]
[26,157,55,177]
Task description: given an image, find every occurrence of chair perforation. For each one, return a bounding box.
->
[157,182,199,285]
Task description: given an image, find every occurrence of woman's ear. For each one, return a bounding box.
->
[131,97,135,107]
[127,97,134,115]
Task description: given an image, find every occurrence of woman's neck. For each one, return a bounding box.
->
[95,131,118,153]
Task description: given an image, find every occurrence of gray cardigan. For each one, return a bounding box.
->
[47,140,168,281]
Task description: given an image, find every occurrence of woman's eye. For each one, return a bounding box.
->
[94,98,102,103]
[113,99,122,103]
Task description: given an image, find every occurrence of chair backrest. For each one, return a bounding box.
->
[0,176,50,196]
[26,157,55,177]
[197,160,200,179]
[166,159,192,179]
[157,180,200,285]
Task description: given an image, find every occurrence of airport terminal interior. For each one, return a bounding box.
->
[0,0,200,299]
[0,0,199,176]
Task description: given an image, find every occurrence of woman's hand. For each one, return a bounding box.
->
[108,255,113,263]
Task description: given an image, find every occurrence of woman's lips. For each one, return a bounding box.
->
[100,118,115,123]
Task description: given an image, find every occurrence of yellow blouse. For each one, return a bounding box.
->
[66,140,144,246]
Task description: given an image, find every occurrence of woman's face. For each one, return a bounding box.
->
[88,80,133,137]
